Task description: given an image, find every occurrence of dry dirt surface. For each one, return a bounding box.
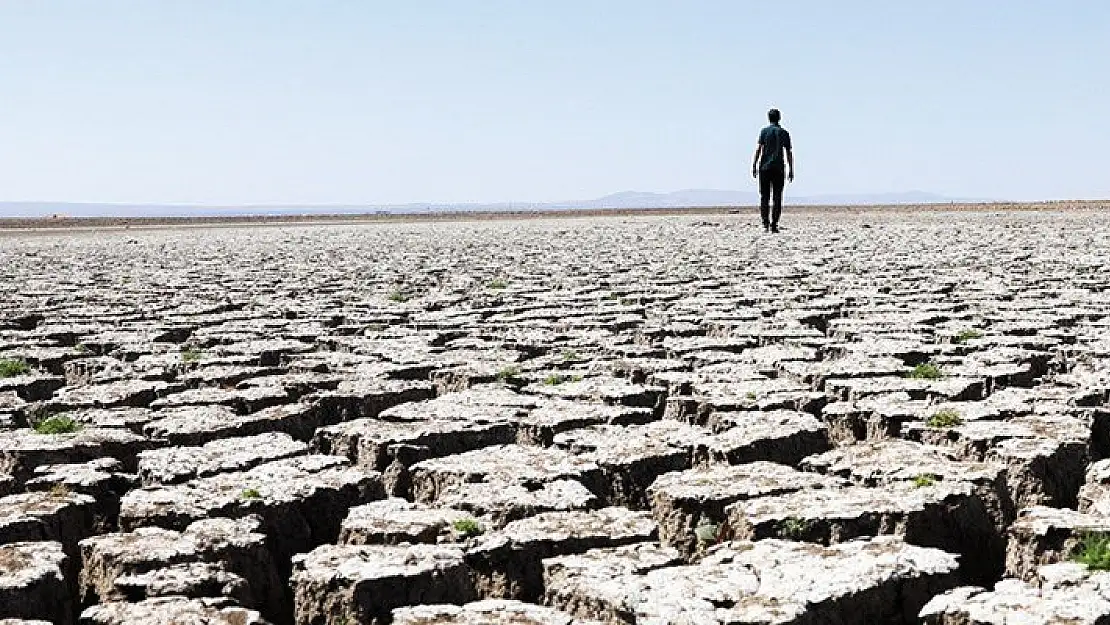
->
[2,208,1110,624]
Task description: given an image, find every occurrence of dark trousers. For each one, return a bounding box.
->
[759,168,785,226]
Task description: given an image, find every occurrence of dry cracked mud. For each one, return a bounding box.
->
[3,207,1110,623]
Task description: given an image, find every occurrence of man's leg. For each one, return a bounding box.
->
[758,170,772,229]
[771,168,785,230]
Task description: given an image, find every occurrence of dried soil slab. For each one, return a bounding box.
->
[392,599,599,625]
[45,380,183,412]
[0,541,74,625]
[902,412,1088,459]
[110,562,250,605]
[338,498,470,545]
[552,422,703,508]
[648,462,846,556]
[0,374,66,402]
[819,394,925,443]
[1080,459,1110,515]
[0,428,150,485]
[989,436,1087,510]
[148,385,291,414]
[143,403,320,445]
[313,379,437,424]
[433,479,601,528]
[65,407,156,433]
[522,378,666,414]
[778,356,907,390]
[545,537,958,625]
[312,417,515,471]
[291,543,474,625]
[79,596,270,625]
[825,376,986,403]
[725,482,1001,584]
[118,455,383,568]
[1005,505,1110,581]
[410,445,604,506]
[802,440,1013,526]
[515,400,654,446]
[702,410,829,466]
[465,507,655,601]
[78,515,282,616]
[920,564,1110,624]
[24,458,135,532]
[136,433,307,486]
[0,490,96,559]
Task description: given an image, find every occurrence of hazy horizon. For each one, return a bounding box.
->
[1,2,1107,208]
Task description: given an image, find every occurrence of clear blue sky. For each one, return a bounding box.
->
[0,1,1106,205]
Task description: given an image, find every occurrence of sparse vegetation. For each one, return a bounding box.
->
[49,483,72,498]
[694,522,723,545]
[388,289,410,303]
[239,488,263,500]
[745,392,757,400]
[180,347,204,363]
[0,358,30,378]
[953,329,984,344]
[926,409,963,429]
[777,517,814,540]
[452,518,484,537]
[495,366,521,381]
[33,415,82,435]
[74,343,90,354]
[1072,532,1110,570]
[913,473,939,488]
[561,349,580,361]
[907,363,944,380]
[543,373,581,386]
[487,278,509,290]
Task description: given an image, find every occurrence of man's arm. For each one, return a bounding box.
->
[786,148,794,182]
[751,144,762,179]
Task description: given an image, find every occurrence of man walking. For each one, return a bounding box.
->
[751,108,794,233]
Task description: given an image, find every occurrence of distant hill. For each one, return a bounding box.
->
[0,189,988,219]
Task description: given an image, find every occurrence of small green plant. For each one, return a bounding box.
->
[1072,532,1110,570]
[926,409,963,429]
[907,363,944,380]
[496,366,521,381]
[180,347,204,363]
[49,483,72,498]
[561,349,580,361]
[388,289,410,303]
[74,343,90,354]
[953,329,984,344]
[453,518,484,537]
[239,488,263,500]
[694,522,724,545]
[777,517,813,540]
[33,415,82,435]
[543,373,581,386]
[0,358,30,378]
[487,278,509,290]
[745,392,757,400]
[913,473,939,488]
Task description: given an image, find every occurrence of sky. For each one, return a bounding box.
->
[0,1,1107,206]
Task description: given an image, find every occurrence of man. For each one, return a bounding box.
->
[751,108,794,233]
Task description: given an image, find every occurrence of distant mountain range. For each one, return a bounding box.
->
[0,189,989,219]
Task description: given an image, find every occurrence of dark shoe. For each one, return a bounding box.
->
[762,223,770,232]
[771,224,780,233]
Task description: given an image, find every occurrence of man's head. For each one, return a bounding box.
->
[768,108,781,124]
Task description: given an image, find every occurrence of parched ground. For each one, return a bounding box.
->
[3,208,1110,624]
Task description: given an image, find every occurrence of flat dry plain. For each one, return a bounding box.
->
[3,205,1110,624]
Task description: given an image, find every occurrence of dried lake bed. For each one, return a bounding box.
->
[3,208,1110,623]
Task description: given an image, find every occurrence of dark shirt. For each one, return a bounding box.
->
[758,123,792,172]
